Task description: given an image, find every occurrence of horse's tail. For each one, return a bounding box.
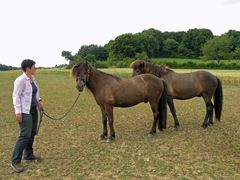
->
[158,80,168,130]
[214,77,223,121]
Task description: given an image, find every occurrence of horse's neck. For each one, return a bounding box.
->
[86,68,101,94]
[162,69,175,77]
[148,64,175,78]
[86,68,114,95]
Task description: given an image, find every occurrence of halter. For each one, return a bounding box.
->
[76,64,91,86]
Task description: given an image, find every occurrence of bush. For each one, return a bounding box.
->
[151,59,240,69]
[135,52,149,60]
[95,61,109,68]
[232,48,240,60]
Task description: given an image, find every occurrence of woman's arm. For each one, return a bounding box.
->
[12,78,24,114]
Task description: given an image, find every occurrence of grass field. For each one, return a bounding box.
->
[0,68,240,179]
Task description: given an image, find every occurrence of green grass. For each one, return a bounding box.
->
[0,69,240,179]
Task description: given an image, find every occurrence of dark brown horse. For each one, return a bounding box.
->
[130,60,223,129]
[71,62,167,142]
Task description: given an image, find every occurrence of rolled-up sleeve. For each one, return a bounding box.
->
[12,78,24,114]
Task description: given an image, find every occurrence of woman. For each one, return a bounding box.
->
[11,59,44,173]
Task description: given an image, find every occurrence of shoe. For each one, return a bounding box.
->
[11,163,24,173]
[24,154,41,162]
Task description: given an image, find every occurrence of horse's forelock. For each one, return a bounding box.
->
[130,61,135,68]
[71,63,81,78]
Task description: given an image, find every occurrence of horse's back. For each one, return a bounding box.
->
[193,71,218,87]
[108,75,154,107]
[167,71,218,99]
[136,74,165,95]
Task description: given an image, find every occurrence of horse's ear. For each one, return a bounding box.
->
[140,62,145,68]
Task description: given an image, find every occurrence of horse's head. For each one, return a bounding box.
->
[131,60,170,77]
[71,62,90,92]
[130,60,147,76]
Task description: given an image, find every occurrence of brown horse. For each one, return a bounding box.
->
[130,60,223,129]
[71,62,167,142]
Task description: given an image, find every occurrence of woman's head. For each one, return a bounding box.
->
[21,59,36,75]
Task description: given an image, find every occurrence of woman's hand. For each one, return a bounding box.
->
[38,101,44,110]
[16,114,22,122]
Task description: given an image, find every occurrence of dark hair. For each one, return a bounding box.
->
[21,59,36,72]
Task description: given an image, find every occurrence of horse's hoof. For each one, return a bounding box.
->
[172,127,178,131]
[158,130,163,134]
[99,135,107,140]
[148,133,153,137]
[106,137,114,143]
[200,125,207,129]
[106,139,112,143]
[208,122,214,126]
[148,132,156,137]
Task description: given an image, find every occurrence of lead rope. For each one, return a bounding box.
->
[36,93,81,135]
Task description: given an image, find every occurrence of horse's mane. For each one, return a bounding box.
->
[101,70,121,80]
[71,63,121,80]
[145,62,173,76]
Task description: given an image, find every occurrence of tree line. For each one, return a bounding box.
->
[0,64,17,71]
[62,28,240,67]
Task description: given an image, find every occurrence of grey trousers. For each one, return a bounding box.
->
[11,107,38,164]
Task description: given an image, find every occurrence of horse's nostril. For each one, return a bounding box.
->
[76,85,81,90]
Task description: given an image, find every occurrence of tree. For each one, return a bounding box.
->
[61,51,74,61]
[78,44,108,61]
[181,28,213,57]
[225,30,240,51]
[162,38,179,57]
[232,47,240,60]
[0,64,16,71]
[162,31,185,44]
[85,54,96,64]
[135,51,149,60]
[202,35,231,62]
[135,28,163,58]
[107,33,137,59]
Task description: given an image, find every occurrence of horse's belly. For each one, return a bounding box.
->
[114,96,146,107]
[172,90,201,99]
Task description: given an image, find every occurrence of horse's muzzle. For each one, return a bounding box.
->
[132,72,138,77]
[76,84,84,92]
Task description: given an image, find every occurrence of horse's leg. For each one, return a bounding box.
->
[208,102,214,126]
[105,105,115,141]
[149,101,159,136]
[100,106,108,140]
[167,97,180,129]
[202,94,214,128]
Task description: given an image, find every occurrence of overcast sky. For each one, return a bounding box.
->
[0,0,240,67]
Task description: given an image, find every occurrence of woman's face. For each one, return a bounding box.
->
[26,64,37,75]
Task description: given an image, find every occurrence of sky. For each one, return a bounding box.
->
[0,0,240,67]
